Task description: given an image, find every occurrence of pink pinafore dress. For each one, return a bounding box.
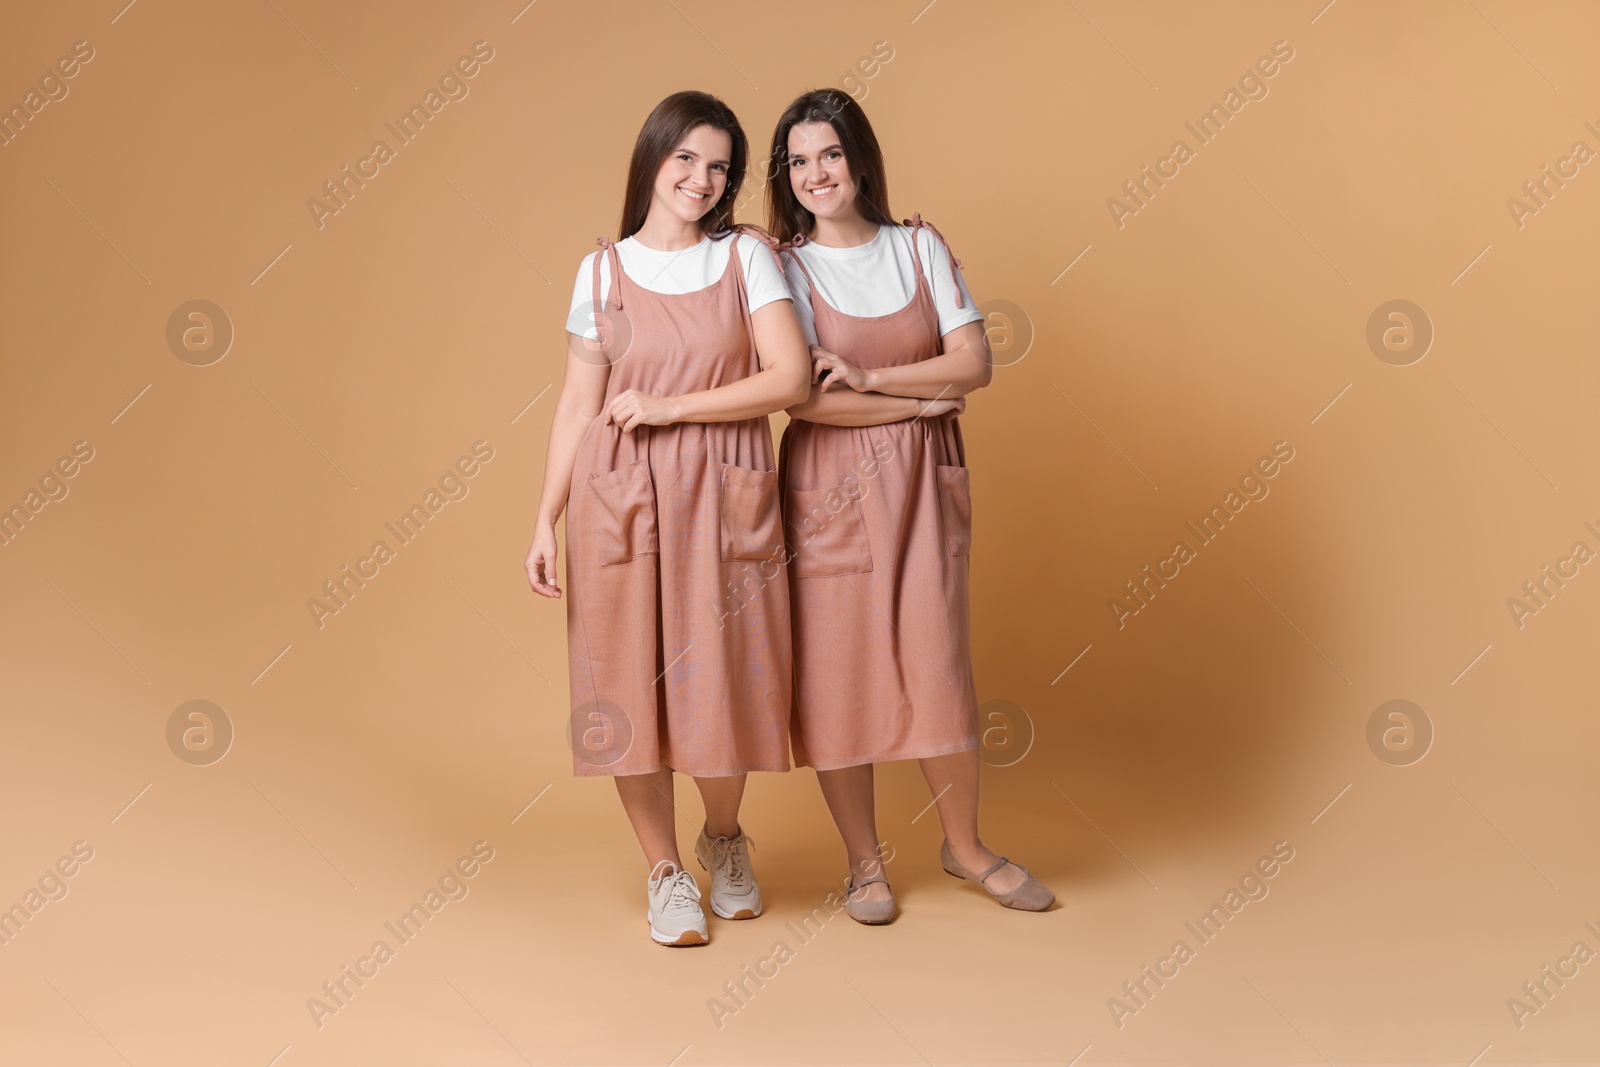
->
[564,227,792,778]
[776,214,979,770]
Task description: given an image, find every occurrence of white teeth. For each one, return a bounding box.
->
[679,187,708,200]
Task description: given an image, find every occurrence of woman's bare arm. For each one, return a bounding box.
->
[668,299,812,420]
[788,386,961,427]
[604,298,812,431]
[525,332,609,597]
[536,333,611,529]
[813,319,994,400]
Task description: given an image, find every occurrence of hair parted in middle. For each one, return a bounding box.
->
[765,89,893,245]
[615,89,750,242]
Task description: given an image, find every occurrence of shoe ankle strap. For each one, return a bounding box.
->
[847,875,890,894]
[978,855,1012,883]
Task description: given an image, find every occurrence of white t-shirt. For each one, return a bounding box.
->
[564,231,791,340]
[781,223,984,346]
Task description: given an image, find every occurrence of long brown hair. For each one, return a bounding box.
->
[617,91,748,241]
[765,90,893,245]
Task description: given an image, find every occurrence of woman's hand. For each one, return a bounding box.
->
[916,395,966,418]
[525,522,561,598]
[811,345,872,393]
[604,389,683,433]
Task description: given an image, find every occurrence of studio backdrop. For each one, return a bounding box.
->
[1,1,1595,1064]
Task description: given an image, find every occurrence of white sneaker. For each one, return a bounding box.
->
[695,825,762,920]
[646,859,708,946]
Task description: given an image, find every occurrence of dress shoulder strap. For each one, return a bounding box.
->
[723,225,773,368]
[775,230,818,289]
[592,236,624,311]
[902,212,965,309]
[730,223,787,276]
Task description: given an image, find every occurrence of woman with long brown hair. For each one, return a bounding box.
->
[524,91,810,946]
[766,89,1054,922]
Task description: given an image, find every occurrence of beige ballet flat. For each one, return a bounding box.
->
[843,874,897,924]
[940,840,1055,911]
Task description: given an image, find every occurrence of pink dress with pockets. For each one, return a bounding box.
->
[775,214,980,770]
[564,227,793,778]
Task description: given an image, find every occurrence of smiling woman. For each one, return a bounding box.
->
[523,90,812,947]
[760,88,1055,924]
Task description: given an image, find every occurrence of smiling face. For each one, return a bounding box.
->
[652,123,732,225]
[786,120,860,222]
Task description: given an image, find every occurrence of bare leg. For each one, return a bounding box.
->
[919,748,1026,895]
[815,764,892,903]
[692,773,747,838]
[614,768,681,869]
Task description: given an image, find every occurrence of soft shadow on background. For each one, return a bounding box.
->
[1,2,1595,1065]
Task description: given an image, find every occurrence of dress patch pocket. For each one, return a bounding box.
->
[720,463,783,562]
[786,483,873,578]
[935,464,972,556]
[587,459,658,567]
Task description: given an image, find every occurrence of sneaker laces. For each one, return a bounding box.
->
[705,832,756,886]
[662,869,701,914]
[726,835,752,884]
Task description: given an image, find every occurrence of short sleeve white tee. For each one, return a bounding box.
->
[565,231,791,340]
[780,223,983,347]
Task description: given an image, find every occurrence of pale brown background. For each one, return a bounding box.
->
[1,1,1596,1064]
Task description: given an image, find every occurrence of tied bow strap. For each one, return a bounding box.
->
[593,235,622,310]
[772,230,818,294]
[903,212,965,308]
[732,223,788,274]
